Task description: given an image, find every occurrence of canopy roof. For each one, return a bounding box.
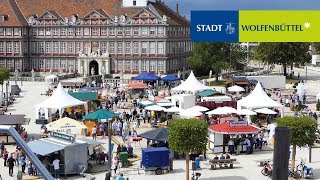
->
[197,90,224,97]
[138,128,168,142]
[45,75,58,80]
[132,72,160,81]
[46,117,87,131]
[83,109,118,120]
[27,139,65,156]
[237,82,282,109]
[228,85,245,92]
[69,92,98,101]
[145,105,167,111]
[209,122,261,134]
[162,74,180,82]
[138,100,155,107]
[172,71,210,92]
[125,82,148,89]
[35,83,87,109]
[179,109,203,117]
[254,108,277,115]
[164,106,184,113]
[206,106,237,115]
[187,105,209,112]
[236,109,257,116]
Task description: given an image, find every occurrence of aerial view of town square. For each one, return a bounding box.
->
[0,0,320,179]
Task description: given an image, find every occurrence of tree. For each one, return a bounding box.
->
[168,119,208,180]
[0,68,10,99]
[253,43,310,76]
[277,116,317,171]
[187,43,246,81]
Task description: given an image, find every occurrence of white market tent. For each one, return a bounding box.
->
[187,105,209,112]
[236,109,257,116]
[45,117,87,134]
[179,109,203,118]
[206,106,237,115]
[228,85,245,92]
[35,83,87,119]
[237,82,283,110]
[164,106,184,113]
[254,108,277,115]
[172,71,210,93]
[145,105,167,111]
[202,96,232,102]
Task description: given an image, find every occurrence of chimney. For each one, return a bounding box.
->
[176,3,179,15]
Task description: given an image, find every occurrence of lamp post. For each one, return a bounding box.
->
[108,119,112,171]
[14,69,18,85]
[5,81,9,107]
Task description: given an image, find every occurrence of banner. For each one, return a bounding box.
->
[191,10,320,42]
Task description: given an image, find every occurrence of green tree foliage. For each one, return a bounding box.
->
[168,119,208,180]
[253,43,310,76]
[0,68,10,98]
[187,43,246,81]
[277,116,317,171]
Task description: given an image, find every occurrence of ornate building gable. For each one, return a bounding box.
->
[36,11,63,26]
[131,9,160,25]
[82,9,112,25]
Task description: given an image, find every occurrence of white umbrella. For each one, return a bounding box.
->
[187,105,209,112]
[164,106,183,113]
[228,85,245,92]
[237,109,257,116]
[254,108,277,115]
[206,106,237,115]
[145,105,167,111]
[179,109,203,117]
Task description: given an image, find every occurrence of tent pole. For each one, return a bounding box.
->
[108,119,112,171]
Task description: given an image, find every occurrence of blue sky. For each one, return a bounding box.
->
[164,0,320,19]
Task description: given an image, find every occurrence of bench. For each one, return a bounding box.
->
[208,159,239,169]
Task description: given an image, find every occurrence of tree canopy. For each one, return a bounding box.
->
[277,116,317,170]
[168,118,208,180]
[187,43,246,81]
[253,43,310,76]
[0,68,10,85]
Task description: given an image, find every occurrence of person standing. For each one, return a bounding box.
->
[0,140,4,158]
[52,157,60,180]
[244,137,251,154]
[99,123,105,139]
[228,139,235,155]
[142,108,146,123]
[113,154,119,175]
[7,154,15,176]
[14,149,20,167]
[147,111,151,123]
[105,170,111,180]
[3,148,8,166]
[92,125,97,140]
[19,153,26,174]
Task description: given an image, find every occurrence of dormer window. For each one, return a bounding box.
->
[133,0,136,6]
[0,15,9,22]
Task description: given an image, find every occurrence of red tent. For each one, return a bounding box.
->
[209,121,260,134]
[125,82,148,89]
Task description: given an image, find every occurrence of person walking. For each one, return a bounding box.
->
[228,139,235,155]
[105,170,111,180]
[20,153,26,174]
[14,149,20,167]
[244,137,251,154]
[0,140,4,158]
[52,157,60,180]
[3,148,8,166]
[92,125,97,140]
[113,154,119,175]
[99,123,105,139]
[7,154,15,176]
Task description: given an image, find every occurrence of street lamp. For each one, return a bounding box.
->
[5,81,9,107]
[14,69,18,85]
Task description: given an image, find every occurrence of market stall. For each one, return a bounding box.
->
[0,114,28,144]
[45,117,87,135]
[124,81,148,99]
[171,71,210,94]
[208,121,260,153]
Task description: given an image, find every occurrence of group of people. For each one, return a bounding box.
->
[227,132,266,155]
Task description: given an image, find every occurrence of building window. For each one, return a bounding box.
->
[53,28,59,36]
[31,42,37,53]
[149,27,155,35]
[45,42,51,53]
[125,42,131,54]
[125,61,131,70]
[60,42,66,53]
[39,59,44,69]
[117,42,123,54]
[68,42,74,54]
[92,27,98,36]
[109,27,115,35]
[101,27,107,35]
[117,27,123,35]
[83,27,89,36]
[53,60,59,69]
[76,27,82,36]
[158,26,164,35]
[68,60,74,71]
[53,42,59,53]
[133,42,139,54]
[13,28,19,36]
[45,59,51,69]
[0,28,4,35]
[6,28,12,36]
[0,42,3,53]
[38,42,44,53]
[157,42,164,54]
[38,28,44,36]
[150,42,155,54]
[124,27,131,35]
[0,60,4,67]
[32,59,37,69]
[117,61,123,71]
[141,60,147,71]
[133,0,136,6]
[13,42,19,53]
[83,42,88,54]
[68,28,74,36]
[109,42,115,54]
[45,28,51,36]
[141,42,147,54]
[133,27,139,35]
[60,28,66,36]
[60,59,66,69]
[141,27,147,35]
[31,28,37,36]
[101,42,107,53]
[133,61,138,71]
[75,42,81,53]
[158,60,164,72]
[22,28,27,36]
[150,61,156,71]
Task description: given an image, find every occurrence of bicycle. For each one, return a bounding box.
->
[261,161,272,177]
[191,171,201,180]
[288,169,302,179]
[296,158,306,171]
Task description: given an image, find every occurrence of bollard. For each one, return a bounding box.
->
[272,127,290,180]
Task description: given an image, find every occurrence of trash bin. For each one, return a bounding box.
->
[120,152,129,166]
[195,157,200,169]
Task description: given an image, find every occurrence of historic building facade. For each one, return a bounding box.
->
[0,0,191,76]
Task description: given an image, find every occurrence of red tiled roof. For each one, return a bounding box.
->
[0,0,27,26]
[125,82,148,89]
[209,122,260,134]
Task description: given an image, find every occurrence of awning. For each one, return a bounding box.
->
[69,92,98,101]
[209,122,260,135]
[77,138,106,145]
[27,140,65,156]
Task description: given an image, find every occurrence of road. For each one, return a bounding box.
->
[272,64,320,81]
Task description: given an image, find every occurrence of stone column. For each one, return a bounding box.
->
[122,59,125,73]
[138,60,142,73]
[130,59,133,73]
[155,60,158,73]
[105,58,110,74]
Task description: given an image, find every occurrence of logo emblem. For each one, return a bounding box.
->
[225,22,236,35]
